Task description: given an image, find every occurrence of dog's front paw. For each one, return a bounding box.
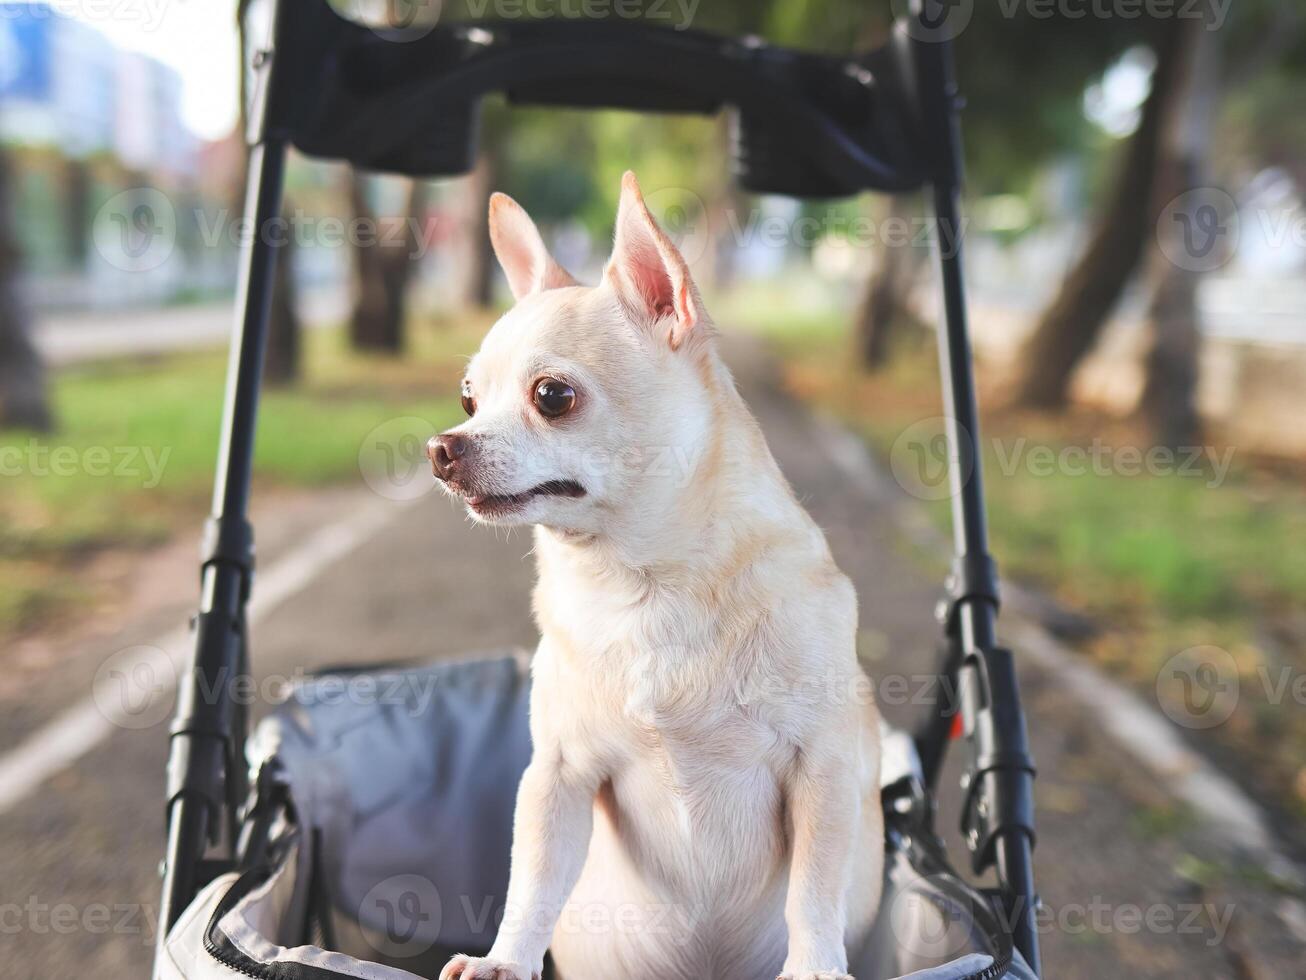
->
[777,973,853,980]
[439,954,539,980]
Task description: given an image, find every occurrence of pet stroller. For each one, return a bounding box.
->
[153,1,1041,977]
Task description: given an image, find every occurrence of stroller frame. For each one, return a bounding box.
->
[155,0,1040,975]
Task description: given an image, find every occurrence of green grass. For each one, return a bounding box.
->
[0,315,479,635]
[979,445,1306,623]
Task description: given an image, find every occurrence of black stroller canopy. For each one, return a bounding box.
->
[156,1,1040,977]
[251,0,951,193]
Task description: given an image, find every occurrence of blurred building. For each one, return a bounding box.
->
[0,3,196,176]
[0,2,210,308]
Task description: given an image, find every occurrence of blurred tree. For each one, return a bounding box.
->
[347,173,429,352]
[1141,16,1220,447]
[461,105,510,309]
[62,158,90,269]
[855,193,926,366]
[324,0,443,343]
[1013,19,1188,408]
[0,148,52,430]
[1017,1,1306,416]
[264,220,303,382]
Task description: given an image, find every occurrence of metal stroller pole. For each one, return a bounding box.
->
[910,2,1042,973]
[933,176,1043,980]
[156,137,287,959]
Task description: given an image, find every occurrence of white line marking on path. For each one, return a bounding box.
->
[0,497,410,815]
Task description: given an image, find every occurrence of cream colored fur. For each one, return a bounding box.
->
[436,173,883,980]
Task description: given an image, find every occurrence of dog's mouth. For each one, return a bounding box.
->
[462,479,586,516]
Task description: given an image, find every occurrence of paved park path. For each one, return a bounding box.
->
[31,287,345,366]
[1,333,1302,978]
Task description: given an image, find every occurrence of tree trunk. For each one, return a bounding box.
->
[1012,19,1188,409]
[855,193,925,368]
[461,108,507,311]
[1140,17,1218,447]
[1141,244,1202,446]
[262,205,302,385]
[462,150,499,310]
[64,157,90,267]
[0,148,53,431]
[348,173,428,352]
[709,178,746,293]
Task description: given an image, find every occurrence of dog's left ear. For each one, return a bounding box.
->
[605,171,701,349]
[488,192,578,301]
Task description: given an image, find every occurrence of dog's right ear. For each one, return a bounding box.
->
[605,171,701,350]
[488,192,578,301]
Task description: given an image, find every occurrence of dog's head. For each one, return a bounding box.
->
[429,172,718,532]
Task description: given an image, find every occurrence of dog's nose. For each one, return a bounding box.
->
[427,433,468,481]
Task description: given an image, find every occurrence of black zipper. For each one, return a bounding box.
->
[201,865,348,980]
[201,866,276,979]
[199,856,1017,980]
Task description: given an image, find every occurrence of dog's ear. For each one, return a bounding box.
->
[605,171,701,349]
[488,192,578,301]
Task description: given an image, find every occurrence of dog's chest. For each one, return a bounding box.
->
[540,562,800,888]
[592,663,795,892]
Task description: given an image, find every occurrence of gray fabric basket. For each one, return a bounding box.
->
[158,656,1034,980]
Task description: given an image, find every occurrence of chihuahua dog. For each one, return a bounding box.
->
[430,173,883,980]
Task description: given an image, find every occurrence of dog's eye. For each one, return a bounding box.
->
[460,380,476,417]
[533,379,576,419]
